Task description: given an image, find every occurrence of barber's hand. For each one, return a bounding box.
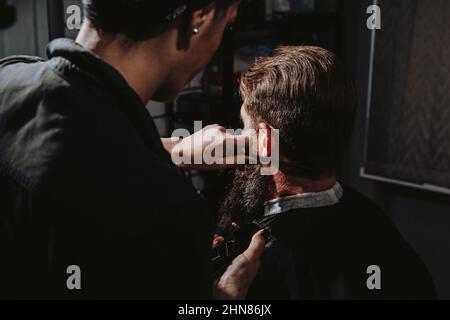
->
[162,125,255,170]
[213,230,266,300]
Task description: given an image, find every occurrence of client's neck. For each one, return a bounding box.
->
[272,171,337,198]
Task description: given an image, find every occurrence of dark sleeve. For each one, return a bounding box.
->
[40,163,213,299]
[1,82,213,298]
[0,173,54,297]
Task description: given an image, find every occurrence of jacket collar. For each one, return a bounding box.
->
[46,38,169,160]
[264,182,344,217]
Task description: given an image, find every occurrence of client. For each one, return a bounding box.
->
[217,46,436,299]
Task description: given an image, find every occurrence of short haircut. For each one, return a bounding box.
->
[240,46,357,179]
[82,0,234,41]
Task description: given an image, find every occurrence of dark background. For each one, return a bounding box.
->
[364,0,450,191]
[341,0,450,299]
[0,0,449,298]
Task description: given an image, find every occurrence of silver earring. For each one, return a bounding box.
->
[193,28,199,35]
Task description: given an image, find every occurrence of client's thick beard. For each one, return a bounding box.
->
[218,165,275,231]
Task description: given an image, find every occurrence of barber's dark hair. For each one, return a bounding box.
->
[82,0,234,41]
[240,46,357,180]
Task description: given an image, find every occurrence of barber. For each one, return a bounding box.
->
[0,0,262,298]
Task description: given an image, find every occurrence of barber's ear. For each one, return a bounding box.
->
[177,8,211,50]
[257,122,271,158]
[191,9,209,32]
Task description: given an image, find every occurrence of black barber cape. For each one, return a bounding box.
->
[247,188,436,299]
[0,39,210,298]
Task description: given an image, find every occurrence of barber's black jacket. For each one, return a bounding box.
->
[0,39,210,298]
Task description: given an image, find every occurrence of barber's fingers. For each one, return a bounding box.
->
[213,230,266,300]
[222,133,258,164]
[212,236,225,249]
[242,229,266,263]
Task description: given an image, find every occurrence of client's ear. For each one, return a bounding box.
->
[257,122,272,158]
